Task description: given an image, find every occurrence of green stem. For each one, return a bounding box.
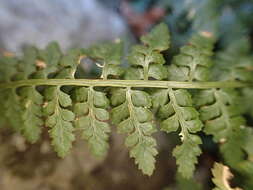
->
[143,62,149,81]
[0,79,251,89]
[101,61,107,80]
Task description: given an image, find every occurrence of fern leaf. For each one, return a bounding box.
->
[17,46,37,79]
[156,32,214,178]
[191,37,252,168]
[197,88,244,140]
[236,124,253,190]
[152,34,209,176]
[195,88,246,166]
[125,23,170,80]
[56,48,82,79]
[44,86,75,157]
[20,86,43,143]
[0,22,252,182]
[153,88,202,178]
[211,162,242,190]
[141,23,170,51]
[111,88,157,176]
[173,134,202,178]
[169,32,215,82]
[213,38,253,82]
[73,87,110,158]
[40,46,82,157]
[0,57,24,132]
[39,42,62,68]
[0,56,18,82]
[12,47,44,143]
[0,56,19,127]
[84,40,123,79]
[36,42,62,78]
[4,89,23,132]
[219,127,246,167]
[233,128,253,184]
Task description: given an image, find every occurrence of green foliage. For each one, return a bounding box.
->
[153,88,202,178]
[194,37,253,170]
[36,42,62,78]
[4,89,23,132]
[44,86,75,157]
[0,57,22,130]
[17,46,37,79]
[125,23,170,80]
[84,40,123,79]
[0,56,18,82]
[20,86,43,143]
[173,133,202,179]
[152,31,215,178]
[168,32,215,82]
[195,88,247,167]
[213,38,253,82]
[0,23,252,184]
[111,88,157,176]
[73,87,110,158]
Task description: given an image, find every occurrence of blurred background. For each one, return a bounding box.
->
[0,0,252,189]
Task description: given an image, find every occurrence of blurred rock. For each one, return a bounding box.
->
[0,0,126,52]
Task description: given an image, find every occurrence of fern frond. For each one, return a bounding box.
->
[153,88,202,178]
[20,86,43,143]
[0,56,24,132]
[17,46,37,79]
[14,47,44,142]
[125,23,170,80]
[4,89,23,132]
[44,86,75,157]
[40,42,62,65]
[169,32,215,82]
[152,32,215,178]
[37,42,62,78]
[111,88,157,176]
[42,46,84,156]
[194,38,252,168]
[234,128,253,188]
[195,88,246,166]
[73,87,110,158]
[213,38,253,82]
[0,56,18,82]
[84,40,123,79]
[0,23,252,182]
[173,133,202,179]
[56,48,82,79]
